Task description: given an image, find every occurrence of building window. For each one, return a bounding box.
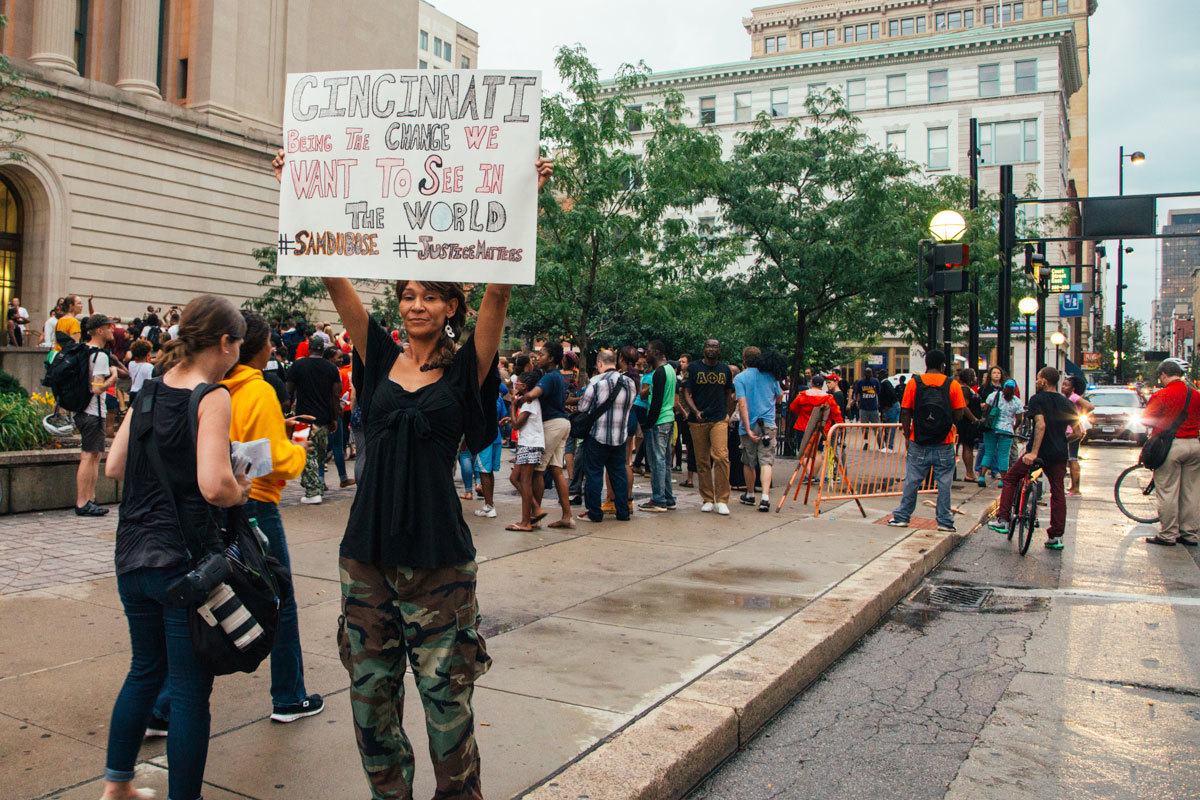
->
[734,92,752,122]
[846,78,866,110]
[984,6,995,23]
[434,37,442,58]
[812,29,828,47]
[965,9,974,26]
[889,19,898,36]
[979,119,1038,164]
[928,127,949,169]
[918,16,927,32]
[872,22,880,38]
[844,22,878,42]
[0,175,24,313]
[420,30,428,50]
[1015,59,1037,92]
[887,74,906,106]
[777,35,787,52]
[886,130,906,156]
[699,96,716,125]
[74,0,89,75]
[1001,2,1024,22]
[1042,0,1069,14]
[928,69,949,102]
[626,104,642,132]
[443,42,452,61]
[979,63,1000,97]
[771,87,788,118]
[765,36,776,55]
[935,12,945,29]
[801,31,810,48]
[698,217,716,237]
[461,56,470,69]
[419,60,427,69]
[807,82,826,98]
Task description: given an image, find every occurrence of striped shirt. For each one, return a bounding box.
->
[579,369,637,446]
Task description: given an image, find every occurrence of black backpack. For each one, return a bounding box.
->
[911,374,954,446]
[42,342,97,413]
[878,379,897,409]
[146,326,162,349]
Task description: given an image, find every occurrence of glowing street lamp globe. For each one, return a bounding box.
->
[930,210,967,242]
[1018,296,1038,316]
[1050,331,1066,346]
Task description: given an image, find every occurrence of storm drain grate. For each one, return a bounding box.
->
[928,586,992,608]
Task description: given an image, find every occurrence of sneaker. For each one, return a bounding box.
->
[665,502,678,510]
[886,518,908,528]
[474,504,497,518]
[716,502,730,516]
[700,502,714,513]
[1044,538,1064,551]
[299,495,323,505]
[144,714,169,738]
[271,694,325,723]
[937,525,957,533]
[879,447,893,454]
[75,501,109,517]
[987,519,1009,533]
[739,493,756,506]
[758,499,770,513]
[638,501,668,513]
[569,495,583,506]
[340,478,356,488]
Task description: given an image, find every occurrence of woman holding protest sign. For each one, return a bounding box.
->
[273,151,551,799]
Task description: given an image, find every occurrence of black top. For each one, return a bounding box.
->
[878,379,897,410]
[115,381,223,576]
[263,370,290,410]
[287,356,340,425]
[537,369,568,421]
[684,361,733,422]
[340,317,499,568]
[1024,389,1076,463]
[853,378,881,411]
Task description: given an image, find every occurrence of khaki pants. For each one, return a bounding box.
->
[689,419,730,504]
[1154,437,1200,542]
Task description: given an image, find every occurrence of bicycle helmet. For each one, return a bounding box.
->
[42,413,75,437]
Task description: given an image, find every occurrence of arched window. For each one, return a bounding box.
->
[0,175,24,313]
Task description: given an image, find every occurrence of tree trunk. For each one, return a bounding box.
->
[575,233,601,375]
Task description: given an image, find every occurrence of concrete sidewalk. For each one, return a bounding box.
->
[0,463,993,800]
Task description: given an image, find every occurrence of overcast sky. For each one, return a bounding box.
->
[434,0,1199,328]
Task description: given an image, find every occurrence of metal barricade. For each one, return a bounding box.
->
[808,423,947,517]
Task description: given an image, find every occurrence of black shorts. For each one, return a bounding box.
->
[74,411,105,453]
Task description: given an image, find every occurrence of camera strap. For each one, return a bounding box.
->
[138,378,227,564]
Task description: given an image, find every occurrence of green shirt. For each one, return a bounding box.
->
[649,363,677,427]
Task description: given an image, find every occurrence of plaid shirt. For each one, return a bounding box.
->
[579,369,637,446]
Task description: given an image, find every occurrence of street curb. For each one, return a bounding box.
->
[521,510,988,800]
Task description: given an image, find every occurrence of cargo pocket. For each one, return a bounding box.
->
[336,613,352,673]
[451,603,491,687]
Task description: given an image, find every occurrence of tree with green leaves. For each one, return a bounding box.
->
[1095,319,1147,384]
[506,45,738,368]
[243,245,328,322]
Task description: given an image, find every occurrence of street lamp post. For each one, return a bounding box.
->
[930,210,967,356]
[1019,296,1038,399]
[1115,146,1145,384]
[1051,330,1066,372]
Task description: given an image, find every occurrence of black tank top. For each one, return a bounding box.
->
[114,381,225,575]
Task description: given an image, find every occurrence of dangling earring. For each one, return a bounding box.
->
[444,323,456,339]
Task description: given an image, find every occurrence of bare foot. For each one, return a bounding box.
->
[101,783,156,800]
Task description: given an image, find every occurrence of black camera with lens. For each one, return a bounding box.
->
[166,552,230,607]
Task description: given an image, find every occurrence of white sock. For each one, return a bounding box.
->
[761,494,770,503]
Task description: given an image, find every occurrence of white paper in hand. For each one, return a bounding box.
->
[231,438,274,480]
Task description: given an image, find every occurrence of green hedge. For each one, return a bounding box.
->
[0,392,53,451]
[0,368,26,398]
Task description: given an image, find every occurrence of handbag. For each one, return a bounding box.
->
[569,375,627,440]
[1139,386,1192,470]
[138,380,293,676]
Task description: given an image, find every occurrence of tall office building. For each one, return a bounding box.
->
[418,1,479,71]
[1160,209,1200,322]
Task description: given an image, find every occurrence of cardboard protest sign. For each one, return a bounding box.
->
[277,69,542,284]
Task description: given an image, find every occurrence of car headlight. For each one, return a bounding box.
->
[1126,415,1147,433]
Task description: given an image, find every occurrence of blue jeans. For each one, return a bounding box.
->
[584,437,631,521]
[883,405,900,447]
[329,418,348,482]
[154,500,307,718]
[648,421,676,507]
[107,566,213,800]
[457,448,475,493]
[891,441,956,528]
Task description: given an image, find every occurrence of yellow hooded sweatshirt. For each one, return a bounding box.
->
[222,364,307,505]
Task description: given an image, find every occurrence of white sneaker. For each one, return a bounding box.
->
[300,495,323,505]
[716,503,730,515]
[700,502,714,513]
[880,447,893,454]
[474,504,497,518]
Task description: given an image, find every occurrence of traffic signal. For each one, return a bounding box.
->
[922,243,970,294]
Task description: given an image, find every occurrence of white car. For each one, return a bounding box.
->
[1083,387,1148,446]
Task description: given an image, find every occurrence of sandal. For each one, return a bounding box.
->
[458,492,474,500]
[680,481,694,488]
[548,519,575,529]
[505,523,534,532]
[531,511,549,524]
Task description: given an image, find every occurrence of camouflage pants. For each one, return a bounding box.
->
[301,425,329,497]
[338,557,491,800]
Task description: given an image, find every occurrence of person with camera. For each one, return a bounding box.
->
[100,295,251,800]
[1141,359,1200,547]
[273,149,552,799]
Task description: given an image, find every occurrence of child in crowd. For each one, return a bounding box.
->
[472,382,510,519]
[506,369,544,532]
[125,339,154,412]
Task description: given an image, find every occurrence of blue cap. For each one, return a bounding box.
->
[1003,379,1017,388]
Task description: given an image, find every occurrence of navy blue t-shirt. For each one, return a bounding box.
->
[537,369,568,421]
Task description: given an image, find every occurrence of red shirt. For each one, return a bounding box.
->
[1144,380,1200,439]
[789,389,844,436]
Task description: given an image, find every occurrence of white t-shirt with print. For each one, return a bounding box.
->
[517,397,545,449]
[128,360,154,393]
[87,350,111,418]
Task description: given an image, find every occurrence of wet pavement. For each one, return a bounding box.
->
[0,453,995,800]
[689,443,1200,800]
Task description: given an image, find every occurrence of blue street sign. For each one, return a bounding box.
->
[1059,292,1083,318]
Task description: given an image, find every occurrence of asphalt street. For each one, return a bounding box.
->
[689,442,1200,800]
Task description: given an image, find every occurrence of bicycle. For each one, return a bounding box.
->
[1114,463,1159,524]
[1006,457,1043,556]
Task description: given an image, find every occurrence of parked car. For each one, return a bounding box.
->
[1083,387,1148,445]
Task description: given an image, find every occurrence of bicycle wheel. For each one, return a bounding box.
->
[1018,486,1037,555]
[1114,464,1159,524]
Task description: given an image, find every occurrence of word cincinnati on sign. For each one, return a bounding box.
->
[277,69,541,284]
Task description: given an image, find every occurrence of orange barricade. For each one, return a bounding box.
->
[779,423,953,517]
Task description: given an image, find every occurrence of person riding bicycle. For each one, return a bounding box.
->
[988,366,1075,551]
[1141,359,1200,547]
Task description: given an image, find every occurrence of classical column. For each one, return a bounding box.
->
[116,0,162,97]
[30,0,79,75]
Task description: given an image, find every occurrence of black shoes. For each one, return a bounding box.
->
[271,694,325,723]
[739,493,756,506]
[75,501,109,516]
